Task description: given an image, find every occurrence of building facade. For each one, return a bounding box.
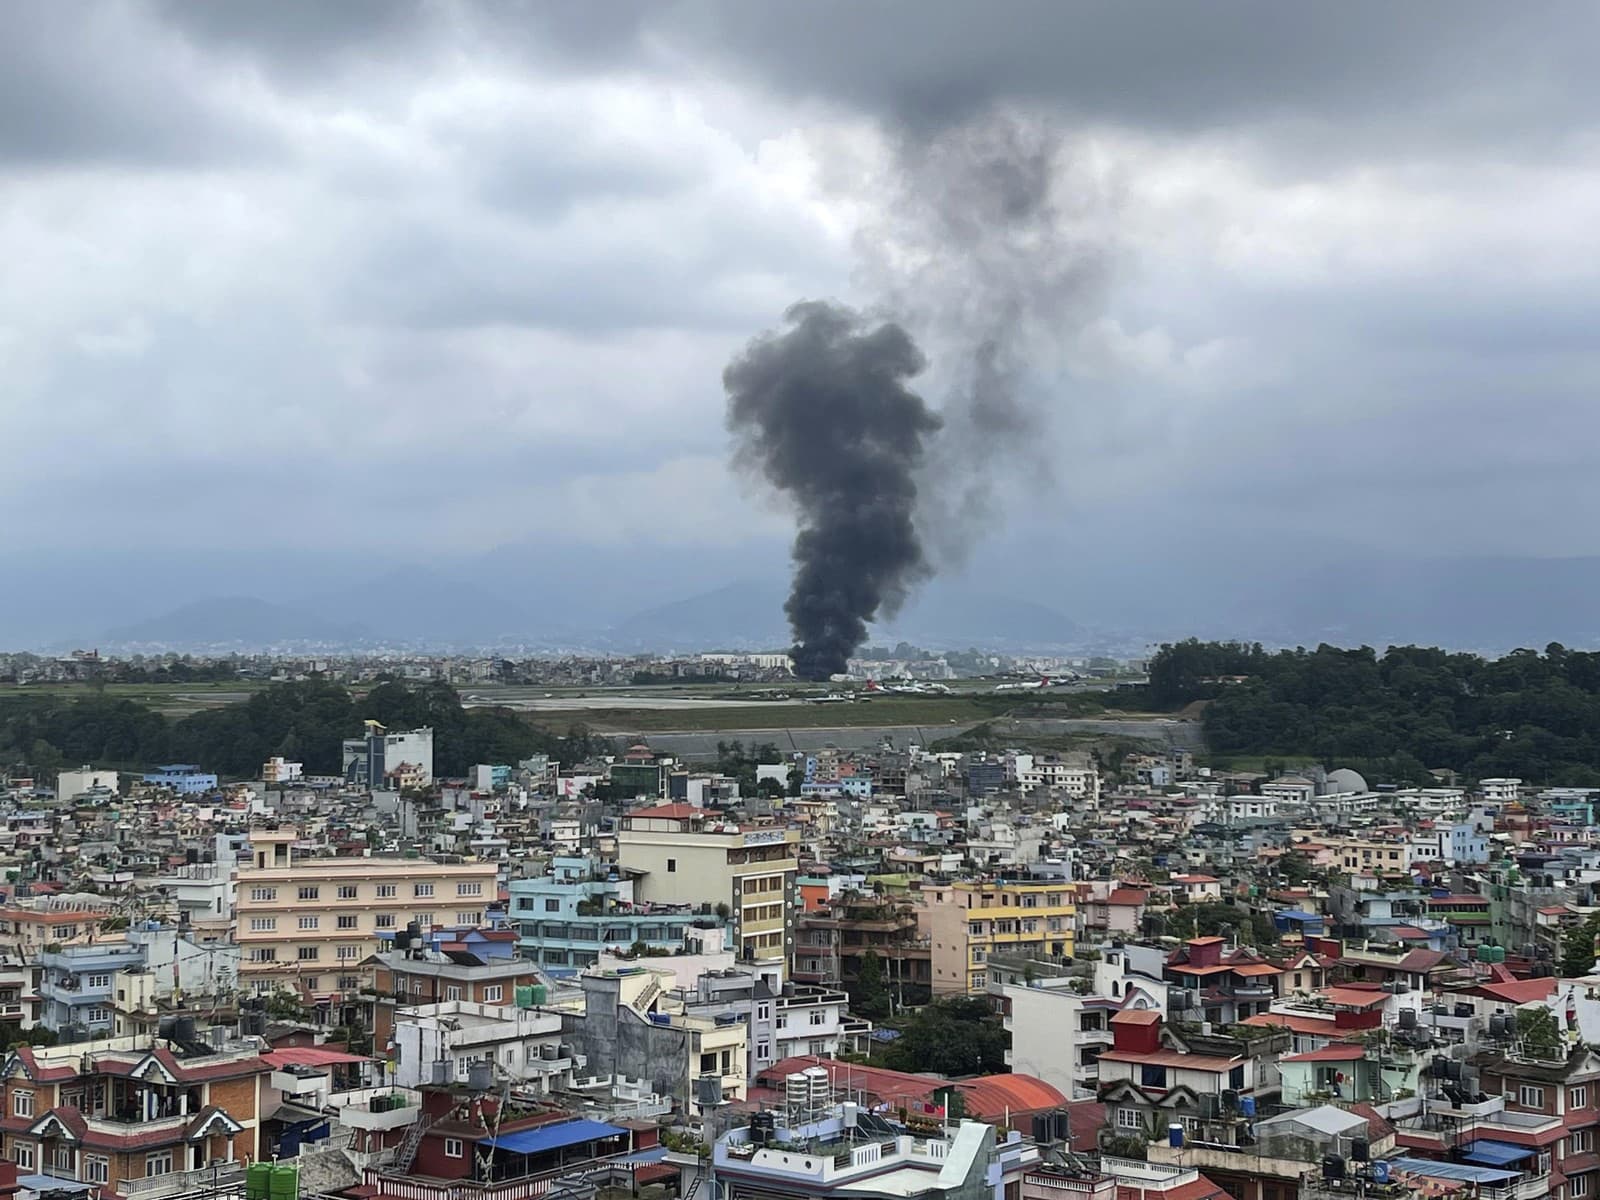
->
[615,806,797,982]
[235,830,497,1010]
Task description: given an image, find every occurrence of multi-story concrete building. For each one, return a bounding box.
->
[0,1036,271,1196]
[367,947,548,1049]
[713,1103,1042,1200]
[615,805,797,985]
[55,766,120,806]
[569,967,748,1117]
[0,909,99,957]
[793,894,932,1006]
[38,927,241,1037]
[341,721,434,789]
[924,879,1075,995]
[141,766,218,796]
[508,855,718,971]
[235,830,497,1011]
[392,1000,573,1094]
[1480,777,1523,804]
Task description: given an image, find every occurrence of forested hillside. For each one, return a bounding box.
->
[0,679,604,781]
[1149,639,1600,785]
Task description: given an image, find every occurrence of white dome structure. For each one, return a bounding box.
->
[1324,767,1369,795]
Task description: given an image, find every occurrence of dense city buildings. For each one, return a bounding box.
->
[0,646,1597,1200]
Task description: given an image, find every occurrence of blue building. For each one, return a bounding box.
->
[508,855,722,972]
[37,943,145,1034]
[142,764,218,795]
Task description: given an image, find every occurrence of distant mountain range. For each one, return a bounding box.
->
[608,579,1083,651]
[17,547,1600,656]
[102,597,367,650]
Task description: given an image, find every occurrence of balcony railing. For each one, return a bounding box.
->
[123,1161,246,1199]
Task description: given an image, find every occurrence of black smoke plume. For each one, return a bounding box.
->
[725,301,941,680]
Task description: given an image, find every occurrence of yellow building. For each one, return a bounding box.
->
[236,830,498,1006]
[615,805,797,979]
[926,879,1076,995]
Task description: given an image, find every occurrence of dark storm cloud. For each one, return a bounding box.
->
[661,0,1600,154]
[0,1,282,166]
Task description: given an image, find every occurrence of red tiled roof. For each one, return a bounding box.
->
[264,1047,372,1069]
[1063,1100,1105,1153]
[955,1074,1065,1118]
[1324,986,1390,1009]
[626,804,706,819]
[1476,978,1557,1005]
[1108,889,1149,905]
[1098,1050,1240,1071]
[1281,1046,1365,1063]
[1112,1010,1161,1026]
[1241,1012,1344,1037]
[756,1057,941,1105]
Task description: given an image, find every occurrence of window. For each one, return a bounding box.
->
[667,859,677,873]
[1229,1065,1246,1090]
[1575,1086,1589,1110]
[14,1090,33,1118]
[13,1143,32,1171]
[1575,1177,1591,1199]
[544,898,560,912]
[414,883,434,898]
[375,914,396,929]
[52,1145,73,1171]
[85,1156,109,1185]
[809,1010,826,1026]
[458,882,483,897]
[444,1138,464,1159]
[298,946,319,961]
[337,914,359,930]
[302,977,319,992]
[1573,1130,1593,1154]
[146,1151,173,1177]
[298,886,320,901]
[249,918,276,932]
[483,985,502,1003]
[298,916,319,930]
[86,973,111,989]
[757,1004,770,1021]
[1140,1065,1168,1088]
[455,911,480,926]
[415,913,434,927]
[338,885,359,900]
[1117,1108,1142,1130]
[250,887,277,902]
[1520,1085,1546,1108]
[249,948,277,962]
[447,986,463,1001]
[85,1006,111,1024]
[373,883,396,899]
[757,1040,770,1059]
[337,945,358,960]
[339,975,360,990]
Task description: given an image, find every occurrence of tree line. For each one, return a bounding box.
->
[1147,638,1600,784]
[0,678,607,782]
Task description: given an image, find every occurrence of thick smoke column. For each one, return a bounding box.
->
[725,301,941,680]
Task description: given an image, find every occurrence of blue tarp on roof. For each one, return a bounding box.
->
[484,1119,626,1156]
[1391,1157,1521,1184]
[1462,1140,1538,1167]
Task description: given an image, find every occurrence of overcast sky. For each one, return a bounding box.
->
[6,1,1600,575]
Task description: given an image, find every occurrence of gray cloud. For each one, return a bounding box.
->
[2,0,1599,648]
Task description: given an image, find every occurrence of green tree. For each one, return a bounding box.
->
[1517,1006,1564,1060]
[851,950,891,1020]
[879,998,1006,1076]
[1561,915,1600,979]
